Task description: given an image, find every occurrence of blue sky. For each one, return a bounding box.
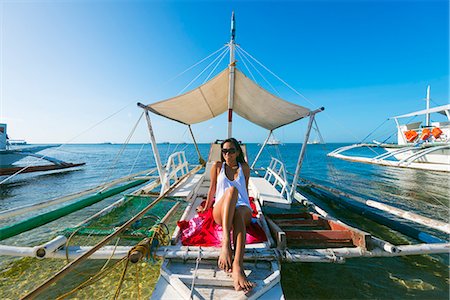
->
[1,0,448,144]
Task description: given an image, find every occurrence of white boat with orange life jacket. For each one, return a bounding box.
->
[329,86,450,172]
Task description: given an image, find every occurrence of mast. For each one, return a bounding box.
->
[425,85,431,127]
[227,11,236,138]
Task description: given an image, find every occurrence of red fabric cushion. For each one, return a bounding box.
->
[178,197,267,246]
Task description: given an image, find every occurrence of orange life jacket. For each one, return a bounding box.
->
[420,128,431,140]
[432,127,443,139]
[404,130,418,142]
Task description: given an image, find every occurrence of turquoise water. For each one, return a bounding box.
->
[0,143,449,299]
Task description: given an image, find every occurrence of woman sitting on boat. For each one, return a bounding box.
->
[197,137,255,292]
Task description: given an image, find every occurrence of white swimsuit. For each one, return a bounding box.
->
[214,162,251,209]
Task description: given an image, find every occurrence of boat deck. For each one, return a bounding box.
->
[152,260,282,300]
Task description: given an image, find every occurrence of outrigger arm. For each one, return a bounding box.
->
[290,107,324,197]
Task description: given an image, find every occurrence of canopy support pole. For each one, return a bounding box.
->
[425,85,431,127]
[188,125,205,166]
[251,130,272,170]
[227,12,236,138]
[290,107,324,197]
[138,104,167,194]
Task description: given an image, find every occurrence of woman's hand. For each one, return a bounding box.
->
[196,205,205,213]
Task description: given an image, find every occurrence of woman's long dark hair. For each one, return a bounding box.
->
[221,138,245,163]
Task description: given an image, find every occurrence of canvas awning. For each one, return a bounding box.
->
[144,68,310,130]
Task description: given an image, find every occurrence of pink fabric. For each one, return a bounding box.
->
[177,198,267,247]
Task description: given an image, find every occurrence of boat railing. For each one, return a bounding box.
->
[372,146,416,161]
[398,144,450,166]
[161,151,190,193]
[264,157,291,203]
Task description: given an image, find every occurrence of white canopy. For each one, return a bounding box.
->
[144,68,310,130]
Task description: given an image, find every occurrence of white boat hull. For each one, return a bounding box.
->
[0,145,56,166]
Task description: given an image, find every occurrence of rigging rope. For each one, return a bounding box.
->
[101,112,144,186]
[178,46,229,95]
[235,47,257,83]
[237,45,314,106]
[128,142,147,176]
[235,47,280,96]
[166,45,228,84]
[360,119,390,143]
[202,47,229,84]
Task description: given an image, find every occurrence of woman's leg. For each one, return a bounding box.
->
[213,186,238,272]
[232,206,254,291]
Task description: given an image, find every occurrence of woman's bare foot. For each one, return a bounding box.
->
[218,243,233,272]
[232,264,255,292]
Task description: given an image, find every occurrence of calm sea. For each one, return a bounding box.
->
[0,143,448,299]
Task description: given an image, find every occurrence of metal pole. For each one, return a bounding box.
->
[290,107,324,197]
[227,12,236,138]
[251,130,272,169]
[188,125,205,166]
[425,85,430,127]
[138,103,166,192]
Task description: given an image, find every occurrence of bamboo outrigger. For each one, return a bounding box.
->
[0,12,449,300]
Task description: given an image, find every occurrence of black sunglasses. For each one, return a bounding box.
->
[221,148,236,154]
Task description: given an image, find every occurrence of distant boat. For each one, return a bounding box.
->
[307,139,324,145]
[8,140,27,145]
[267,137,282,145]
[0,123,85,175]
[329,86,449,172]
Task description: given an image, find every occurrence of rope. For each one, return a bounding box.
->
[189,250,202,300]
[237,45,314,106]
[101,112,144,186]
[178,46,229,95]
[166,45,228,84]
[55,256,127,299]
[114,222,170,298]
[202,47,229,84]
[236,47,280,96]
[235,47,257,84]
[128,142,147,176]
[114,254,131,299]
[136,261,141,300]
[361,119,390,143]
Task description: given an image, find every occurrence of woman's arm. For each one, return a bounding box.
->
[197,161,220,212]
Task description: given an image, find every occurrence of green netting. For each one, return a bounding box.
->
[61,196,184,245]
